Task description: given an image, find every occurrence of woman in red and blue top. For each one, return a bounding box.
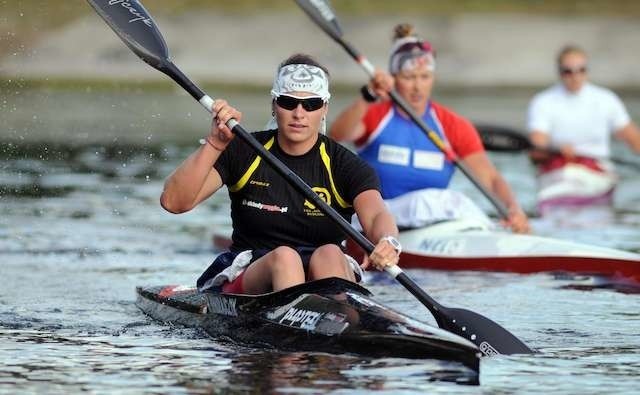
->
[330,24,529,233]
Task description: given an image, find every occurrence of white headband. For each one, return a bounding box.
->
[389,37,436,74]
[270,64,331,101]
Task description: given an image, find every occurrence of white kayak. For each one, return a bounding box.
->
[212,218,640,283]
[349,218,640,283]
[537,159,618,214]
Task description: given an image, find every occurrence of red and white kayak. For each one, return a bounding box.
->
[350,218,640,283]
[537,156,618,214]
[212,218,640,283]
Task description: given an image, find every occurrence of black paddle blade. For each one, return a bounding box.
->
[295,0,343,39]
[395,272,532,355]
[86,0,169,69]
[475,124,533,152]
[439,307,533,355]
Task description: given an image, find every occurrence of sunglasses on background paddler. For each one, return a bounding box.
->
[275,95,325,111]
[559,65,587,76]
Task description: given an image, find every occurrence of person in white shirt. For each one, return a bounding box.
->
[527,45,640,162]
[526,45,640,211]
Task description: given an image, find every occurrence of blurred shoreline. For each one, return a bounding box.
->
[2,11,640,91]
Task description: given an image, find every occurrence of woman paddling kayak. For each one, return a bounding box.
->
[329,23,530,234]
[160,53,401,294]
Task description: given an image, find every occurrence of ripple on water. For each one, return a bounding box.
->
[1,135,639,393]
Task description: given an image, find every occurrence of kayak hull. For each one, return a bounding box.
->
[537,161,617,213]
[136,278,480,370]
[399,252,640,281]
[348,220,640,282]
[213,219,640,282]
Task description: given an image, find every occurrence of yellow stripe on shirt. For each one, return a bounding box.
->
[228,137,275,192]
[319,142,350,208]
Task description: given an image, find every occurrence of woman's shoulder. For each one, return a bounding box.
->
[321,133,352,152]
[252,129,278,143]
[367,100,394,113]
[364,100,394,122]
[430,101,474,128]
[532,84,564,102]
[224,129,276,157]
[321,134,366,162]
[584,82,622,101]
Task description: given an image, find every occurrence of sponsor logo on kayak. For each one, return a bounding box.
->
[107,0,153,27]
[479,341,499,356]
[418,239,464,255]
[315,312,349,335]
[209,296,237,317]
[347,292,384,309]
[158,285,194,298]
[279,307,322,331]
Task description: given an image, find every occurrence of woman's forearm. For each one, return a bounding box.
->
[160,143,223,213]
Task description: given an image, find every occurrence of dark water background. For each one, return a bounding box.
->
[1,87,640,394]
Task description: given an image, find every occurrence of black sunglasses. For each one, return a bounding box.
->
[275,95,325,111]
[559,66,587,76]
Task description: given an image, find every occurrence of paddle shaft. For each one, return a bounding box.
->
[478,124,640,170]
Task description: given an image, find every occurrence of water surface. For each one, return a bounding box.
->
[1,87,639,394]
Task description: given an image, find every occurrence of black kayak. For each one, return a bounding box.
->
[135,277,480,370]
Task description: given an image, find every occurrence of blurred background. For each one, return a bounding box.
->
[1,0,640,237]
[3,0,640,144]
[2,2,640,393]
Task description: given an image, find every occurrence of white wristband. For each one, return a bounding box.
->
[380,235,402,254]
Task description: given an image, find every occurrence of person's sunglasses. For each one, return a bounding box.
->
[559,65,587,76]
[275,95,325,111]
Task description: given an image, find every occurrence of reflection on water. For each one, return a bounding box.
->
[1,87,640,393]
[1,329,478,393]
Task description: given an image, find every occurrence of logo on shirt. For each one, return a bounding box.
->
[413,150,444,170]
[378,145,445,170]
[242,199,288,213]
[249,180,270,187]
[304,187,331,217]
[378,144,410,166]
